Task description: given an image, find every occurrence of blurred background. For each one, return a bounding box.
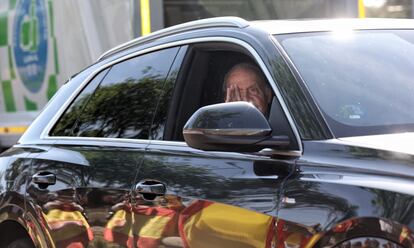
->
[0,0,412,149]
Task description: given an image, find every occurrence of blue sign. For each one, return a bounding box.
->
[13,0,48,93]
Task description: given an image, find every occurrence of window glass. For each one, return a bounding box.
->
[277,30,414,137]
[149,47,186,140]
[160,45,295,144]
[51,68,109,136]
[149,70,177,140]
[52,47,179,139]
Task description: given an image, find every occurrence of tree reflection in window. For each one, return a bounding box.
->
[149,70,178,140]
[52,47,179,139]
[51,68,110,137]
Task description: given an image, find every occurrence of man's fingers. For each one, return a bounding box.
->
[225,86,231,102]
[234,86,242,101]
[225,85,247,102]
[230,85,236,101]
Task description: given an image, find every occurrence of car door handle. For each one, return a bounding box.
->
[135,179,166,196]
[32,171,56,187]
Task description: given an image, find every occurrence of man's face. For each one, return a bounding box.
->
[225,68,269,115]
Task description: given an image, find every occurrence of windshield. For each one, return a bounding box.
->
[276,30,414,137]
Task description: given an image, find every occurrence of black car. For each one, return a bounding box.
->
[1,17,414,248]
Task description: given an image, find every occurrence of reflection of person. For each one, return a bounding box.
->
[43,199,93,248]
[178,199,275,248]
[104,195,184,248]
[223,63,272,116]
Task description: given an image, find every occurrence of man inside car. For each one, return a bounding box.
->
[223,62,272,116]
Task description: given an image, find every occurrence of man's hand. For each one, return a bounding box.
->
[225,85,242,102]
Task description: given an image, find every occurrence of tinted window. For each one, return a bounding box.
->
[52,47,179,139]
[51,68,110,136]
[148,70,176,140]
[149,47,186,140]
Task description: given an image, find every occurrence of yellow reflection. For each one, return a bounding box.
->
[104,198,182,247]
[43,205,93,248]
[180,200,275,248]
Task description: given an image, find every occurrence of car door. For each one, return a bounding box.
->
[273,142,414,248]
[139,144,294,248]
[130,40,300,248]
[24,46,183,247]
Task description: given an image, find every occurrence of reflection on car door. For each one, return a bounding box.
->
[137,144,295,248]
[274,144,413,248]
[25,47,182,247]
[25,145,147,247]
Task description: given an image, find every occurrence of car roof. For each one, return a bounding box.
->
[98,17,414,61]
[252,18,414,35]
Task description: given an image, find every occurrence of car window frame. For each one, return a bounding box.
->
[161,42,297,146]
[41,37,302,155]
[148,38,303,156]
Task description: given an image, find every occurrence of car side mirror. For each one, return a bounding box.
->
[183,102,290,152]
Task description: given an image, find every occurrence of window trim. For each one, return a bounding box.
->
[41,37,303,155]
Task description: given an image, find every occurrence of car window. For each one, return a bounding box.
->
[277,30,414,137]
[148,47,187,140]
[51,68,110,136]
[156,43,296,143]
[51,47,180,139]
[168,48,260,141]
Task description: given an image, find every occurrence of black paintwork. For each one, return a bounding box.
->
[0,22,413,248]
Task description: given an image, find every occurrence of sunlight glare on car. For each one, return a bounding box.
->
[331,27,355,41]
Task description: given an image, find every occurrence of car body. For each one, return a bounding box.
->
[1,17,414,247]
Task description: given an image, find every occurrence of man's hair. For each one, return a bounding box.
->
[222,62,268,94]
